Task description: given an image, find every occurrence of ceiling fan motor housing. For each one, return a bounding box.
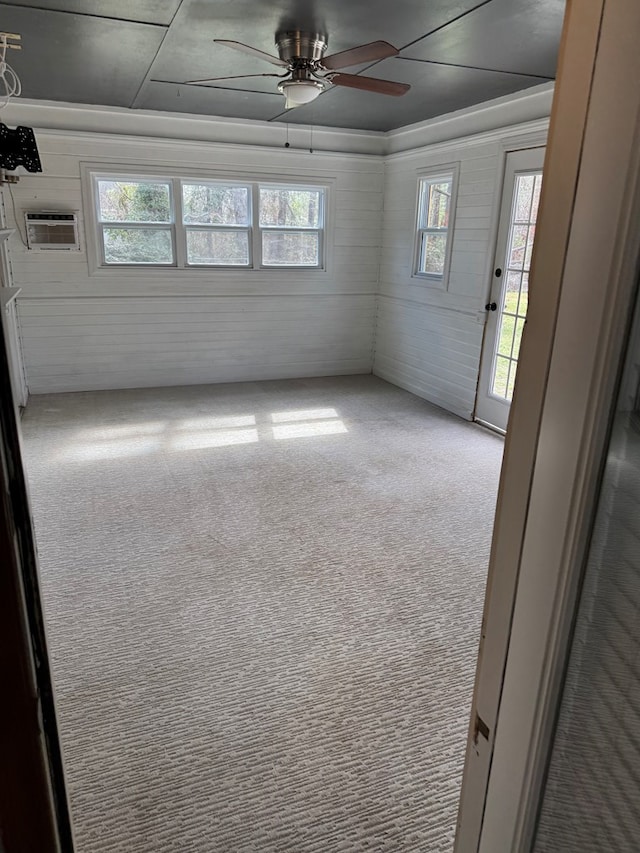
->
[276,32,328,65]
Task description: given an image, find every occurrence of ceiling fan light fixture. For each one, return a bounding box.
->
[278,78,325,109]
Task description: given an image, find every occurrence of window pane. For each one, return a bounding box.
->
[98,180,171,223]
[418,178,452,229]
[524,225,536,271]
[424,181,451,229]
[182,184,249,226]
[259,188,321,228]
[512,317,526,363]
[419,232,447,275]
[186,230,249,265]
[518,273,529,315]
[497,312,516,357]
[531,174,543,222]
[514,175,535,222]
[492,355,510,398]
[506,360,518,400]
[504,271,521,314]
[508,224,529,270]
[103,228,173,264]
[262,231,319,266]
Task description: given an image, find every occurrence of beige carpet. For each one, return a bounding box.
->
[22,376,503,853]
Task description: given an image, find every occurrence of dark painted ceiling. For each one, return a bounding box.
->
[0,0,565,131]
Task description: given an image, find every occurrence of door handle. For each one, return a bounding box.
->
[485,302,497,311]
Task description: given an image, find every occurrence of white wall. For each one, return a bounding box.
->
[4,133,382,393]
[374,127,547,420]
[2,89,552,407]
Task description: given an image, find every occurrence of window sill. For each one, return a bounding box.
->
[412,272,447,289]
[89,265,328,277]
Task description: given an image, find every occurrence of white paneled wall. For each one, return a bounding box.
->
[4,108,549,413]
[19,295,375,392]
[375,133,545,420]
[5,133,382,393]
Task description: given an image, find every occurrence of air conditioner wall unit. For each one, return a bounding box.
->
[25,212,80,251]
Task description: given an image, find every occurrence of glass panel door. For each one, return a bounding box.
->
[492,173,542,400]
[475,148,545,431]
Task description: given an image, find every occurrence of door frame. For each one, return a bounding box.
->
[4,2,640,851]
[0,312,74,849]
[475,146,545,432]
[0,196,29,408]
[456,0,640,850]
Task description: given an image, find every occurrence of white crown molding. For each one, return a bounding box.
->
[0,82,554,159]
[385,117,550,163]
[385,82,554,156]
[0,99,386,157]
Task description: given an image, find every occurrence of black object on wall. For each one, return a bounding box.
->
[0,123,42,172]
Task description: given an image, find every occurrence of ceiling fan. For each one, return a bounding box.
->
[186,32,410,109]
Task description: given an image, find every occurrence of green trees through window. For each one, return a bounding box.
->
[97,180,174,264]
[182,184,249,226]
[95,176,325,268]
[98,181,171,223]
[415,171,456,280]
[259,188,321,267]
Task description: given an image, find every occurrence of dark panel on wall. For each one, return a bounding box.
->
[147,0,482,93]
[0,0,565,129]
[137,80,284,121]
[0,6,166,106]
[1,0,181,26]
[402,0,563,79]
[147,0,294,91]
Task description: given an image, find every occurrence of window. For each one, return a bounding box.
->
[259,187,323,267]
[96,178,174,265]
[414,167,458,282]
[182,182,251,266]
[91,173,327,270]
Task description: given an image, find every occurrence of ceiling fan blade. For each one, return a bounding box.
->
[322,40,399,71]
[186,73,285,85]
[330,73,410,96]
[213,39,288,67]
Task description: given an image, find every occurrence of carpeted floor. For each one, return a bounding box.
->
[22,375,503,853]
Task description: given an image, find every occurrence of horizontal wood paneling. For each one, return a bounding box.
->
[19,295,374,392]
[6,132,382,393]
[6,118,547,406]
[374,295,484,418]
[374,133,545,418]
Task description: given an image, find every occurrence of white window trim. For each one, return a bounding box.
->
[82,165,331,275]
[181,179,253,268]
[94,176,176,267]
[412,162,460,289]
[257,182,325,270]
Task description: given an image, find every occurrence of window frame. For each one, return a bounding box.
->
[87,170,329,273]
[93,175,176,267]
[413,163,460,287]
[257,183,325,270]
[181,179,253,268]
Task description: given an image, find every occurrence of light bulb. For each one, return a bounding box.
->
[278,79,325,109]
